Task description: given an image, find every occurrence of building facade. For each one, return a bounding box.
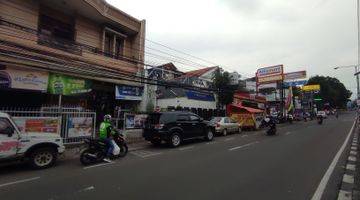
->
[0,0,146,120]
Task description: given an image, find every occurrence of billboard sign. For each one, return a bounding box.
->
[284,80,308,87]
[115,85,144,101]
[0,66,48,91]
[67,117,93,138]
[302,84,321,91]
[256,65,284,84]
[48,74,92,95]
[12,117,60,134]
[284,71,307,80]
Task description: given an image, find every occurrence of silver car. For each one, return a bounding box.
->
[209,117,241,136]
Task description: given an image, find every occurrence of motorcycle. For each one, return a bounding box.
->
[80,131,128,165]
[288,114,293,124]
[317,115,323,125]
[261,117,277,136]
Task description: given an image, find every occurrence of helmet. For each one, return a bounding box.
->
[104,114,112,122]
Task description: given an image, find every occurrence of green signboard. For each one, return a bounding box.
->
[48,74,92,95]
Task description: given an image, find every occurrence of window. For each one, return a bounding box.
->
[39,14,74,41]
[103,28,126,58]
[189,115,200,121]
[0,118,13,135]
[177,115,189,121]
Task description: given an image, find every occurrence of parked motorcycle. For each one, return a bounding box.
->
[80,131,128,165]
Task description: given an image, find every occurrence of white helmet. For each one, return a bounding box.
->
[104,114,112,122]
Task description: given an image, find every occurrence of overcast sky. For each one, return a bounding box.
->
[108,0,358,98]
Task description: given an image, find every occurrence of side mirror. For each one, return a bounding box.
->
[4,127,14,137]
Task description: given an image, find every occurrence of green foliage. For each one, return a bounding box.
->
[212,70,236,107]
[307,75,352,108]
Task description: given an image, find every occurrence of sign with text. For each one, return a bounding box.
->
[256,65,284,84]
[115,85,143,101]
[0,66,48,91]
[67,117,93,138]
[48,74,92,95]
[284,71,307,80]
[284,80,308,87]
[13,117,60,134]
[302,84,321,91]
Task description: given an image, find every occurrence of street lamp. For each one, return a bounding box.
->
[334,65,359,98]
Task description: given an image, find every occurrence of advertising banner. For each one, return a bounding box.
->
[115,85,143,101]
[12,117,60,134]
[185,90,215,101]
[0,66,48,91]
[48,74,92,95]
[256,65,284,84]
[67,117,93,138]
[284,80,308,87]
[134,114,148,129]
[125,114,135,129]
[302,84,321,91]
[284,71,307,80]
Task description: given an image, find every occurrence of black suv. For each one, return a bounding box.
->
[143,111,214,147]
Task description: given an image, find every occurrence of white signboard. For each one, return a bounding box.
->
[257,65,283,78]
[0,66,49,91]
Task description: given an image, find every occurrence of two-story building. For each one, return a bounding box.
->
[0,0,146,118]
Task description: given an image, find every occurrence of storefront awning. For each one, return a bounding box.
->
[229,104,264,113]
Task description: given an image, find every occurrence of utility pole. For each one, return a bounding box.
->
[357,0,360,99]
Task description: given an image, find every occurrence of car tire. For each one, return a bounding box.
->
[151,139,162,146]
[222,129,227,136]
[205,128,214,141]
[168,133,181,148]
[29,147,57,169]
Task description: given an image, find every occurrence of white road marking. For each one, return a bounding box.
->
[337,190,352,200]
[352,143,358,146]
[285,132,292,136]
[130,150,162,158]
[346,164,356,171]
[141,152,162,158]
[350,151,357,155]
[348,156,357,162]
[342,174,354,184]
[311,119,356,200]
[179,146,194,151]
[229,141,259,151]
[79,186,95,192]
[83,162,114,170]
[241,135,248,138]
[0,177,40,188]
[206,142,216,145]
[224,137,235,141]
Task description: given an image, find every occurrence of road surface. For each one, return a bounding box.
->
[0,112,356,200]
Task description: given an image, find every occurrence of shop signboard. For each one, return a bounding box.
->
[284,71,307,80]
[302,84,321,91]
[115,85,143,101]
[67,117,93,138]
[256,65,284,84]
[48,74,92,95]
[0,66,48,91]
[12,117,60,134]
[125,114,135,129]
[283,80,308,87]
[185,90,215,101]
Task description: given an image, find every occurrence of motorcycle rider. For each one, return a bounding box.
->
[99,114,114,163]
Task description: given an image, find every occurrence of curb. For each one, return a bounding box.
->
[337,125,358,200]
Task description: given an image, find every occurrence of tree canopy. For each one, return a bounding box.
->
[212,70,237,108]
[307,75,352,108]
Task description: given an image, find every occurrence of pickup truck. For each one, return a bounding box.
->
[0,112,65,169]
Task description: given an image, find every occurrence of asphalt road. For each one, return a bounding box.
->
[0,112,356,200]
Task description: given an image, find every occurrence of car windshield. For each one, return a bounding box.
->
[210,117,222,123]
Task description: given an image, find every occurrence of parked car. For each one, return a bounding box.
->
[0,112,65,169]
[209,117,241,136]
[143,111,214,147]
[317,111,327,119]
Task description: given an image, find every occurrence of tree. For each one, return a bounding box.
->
[212,70,237,109]
[307,76,352,108]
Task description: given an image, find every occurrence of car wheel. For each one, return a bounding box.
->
[29,148,57,169]
[168,133,181,148]
[205,129,214,141]
[223,129,227,136]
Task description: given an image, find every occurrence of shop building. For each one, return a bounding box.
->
[0,0,146,120]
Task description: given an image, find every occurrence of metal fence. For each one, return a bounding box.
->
[0,107,96,144]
